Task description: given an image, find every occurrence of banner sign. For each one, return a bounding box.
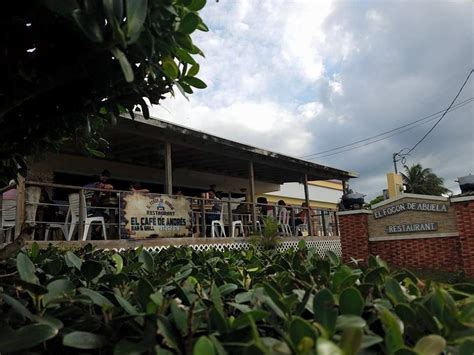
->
[120,192,192,238]
[385,222,438,234]
[374,202,448,219]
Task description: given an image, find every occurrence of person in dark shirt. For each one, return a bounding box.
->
[84,170,114,206]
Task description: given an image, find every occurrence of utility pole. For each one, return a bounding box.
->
[392,153,398,174]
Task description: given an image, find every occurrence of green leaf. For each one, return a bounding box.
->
[360,335,383,350]
[332,264,356,291]
[33,315,64,330]
[364,266,389,284]
[72,9,104,43]
[384,277,407,305]
[413,335,446,355]
[187,0,207,12]
[376,305,405,353]
[16,279,48,295]
[162,59,179,80]
[187,64,200,77]
[459,339,474,355]
[103,0,123,24]
[1,293,33,320]
[150,291,164,307]
[115,294,138,315]
[157,316,180,351]
[339,287,364,316]
[197,20,209,32]
[232,310,269,330]
[43,279,75,305]
[335,315,366,330]
[110,47,134,82]
[114,339,148,355]
[0,324,58,353]
[17,253,39,284]
[193,336,216,355]
[179,13,200,34]
[63,331,107,349]
[139,249,154,272]
[289,317,316,351]
[326,250,340,266]
[176,48,197,65]
[137,278,154,309]
[112,254,124,274]
[314,288,338,335]
[30,242,40,260]
[171,301,188,335]
[81,260,103,280]
[394,303,417,325]
[316,338,343,355]
[219,283,238,296]
[211,282,224,315]
[79,287,114,307]
[183,76,207,89]
[340,327,363,355]
[65,251,83,270]
[126,0,148,43]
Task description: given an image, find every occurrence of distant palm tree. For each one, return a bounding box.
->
[401,164,450,196]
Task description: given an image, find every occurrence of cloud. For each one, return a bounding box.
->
[151,0,473,199]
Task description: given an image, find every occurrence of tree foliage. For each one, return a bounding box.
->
[401,164,450,196]
[0,0,208,183]
[368,195,384,207]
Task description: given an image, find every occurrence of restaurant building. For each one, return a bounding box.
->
[2,114,357,243]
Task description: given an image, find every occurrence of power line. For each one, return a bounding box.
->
[301,97,474,159]
[406,69,473,155]
[302,98,473,160]
[312,102,472,159]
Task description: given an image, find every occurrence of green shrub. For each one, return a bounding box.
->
[0,244,472,354]
[248,216,280,250]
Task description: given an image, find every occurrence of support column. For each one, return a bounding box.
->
[303,174,313,236]
[452,196,474,279]
[337,210,372,264]
[164,142,172,195]
[14,175,25,238]
[249,161,257,231]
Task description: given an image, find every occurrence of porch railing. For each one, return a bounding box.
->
[0,180,340,242]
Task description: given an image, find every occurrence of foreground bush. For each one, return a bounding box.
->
[0,243,473,354]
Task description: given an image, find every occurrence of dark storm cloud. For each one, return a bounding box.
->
[309,0,473,199]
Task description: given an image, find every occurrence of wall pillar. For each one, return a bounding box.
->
[452,196,474,279]
[164,142,172,195]
[337,210,372,264]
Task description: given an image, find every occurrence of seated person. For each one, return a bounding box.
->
[277,199,288,221]
[129,181,150,193]
[2,180,17,200]
[83,170,114,220]
[295,202,309,226]
[257,197,273,217]
[84,169,114,206]
[205,190,222,225]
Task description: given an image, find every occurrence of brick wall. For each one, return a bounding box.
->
[369,237,462,272]
[339,212,370,263]
[453,199,474,278]
[338,196,474,278]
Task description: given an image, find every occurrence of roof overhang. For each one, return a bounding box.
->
[64,114,358,185]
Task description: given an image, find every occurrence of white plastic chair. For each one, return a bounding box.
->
[67,193,107,241]
[222,203,243,238]
[211,205,226,238]
[277,208,293,237]
[1,199,16,242]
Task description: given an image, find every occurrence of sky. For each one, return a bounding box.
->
[151,0,474,200]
